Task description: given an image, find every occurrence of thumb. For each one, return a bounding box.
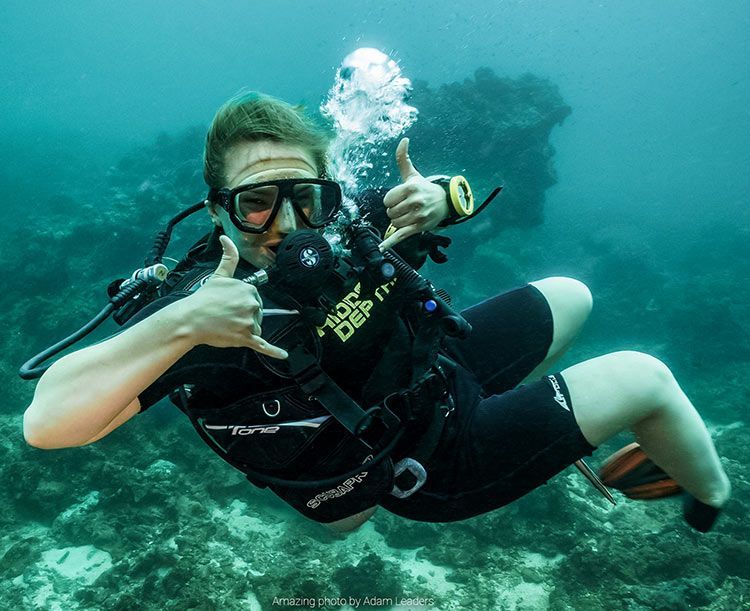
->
[396,137,420,183]
[213,234,240,278]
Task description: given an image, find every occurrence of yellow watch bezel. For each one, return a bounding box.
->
[449,175,474,217]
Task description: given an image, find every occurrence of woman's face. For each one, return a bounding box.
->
[207,139,318,268]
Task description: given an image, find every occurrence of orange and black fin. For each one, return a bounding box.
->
[598,442,682,500]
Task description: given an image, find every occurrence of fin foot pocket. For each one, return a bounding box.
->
[683,495,721,532]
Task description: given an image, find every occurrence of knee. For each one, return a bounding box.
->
[531,276,593,339]
[613,351,677,408]
[562,277,593,320]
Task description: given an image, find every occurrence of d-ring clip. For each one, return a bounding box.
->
[390,458,427,499]
[262,399,281,417]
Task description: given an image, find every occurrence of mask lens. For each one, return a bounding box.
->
[293,182,338,227]
[234,185,279,229]
[229,180,340,232]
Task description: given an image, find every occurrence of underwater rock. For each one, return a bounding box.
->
[624,576,714,610]
[406,67,570,229]
[373,514,440,549]
[144,459,178,479]
[51,490,101,542]
[40,545,113,585]
[333,552,406,603]
[0,536,43,580]
[6,450,83,522]
[718,539,750,579]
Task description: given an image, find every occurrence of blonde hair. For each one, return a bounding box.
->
[203,91,329,189]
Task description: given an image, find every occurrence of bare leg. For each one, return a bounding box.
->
[521,277,593,383]
[562,351,731,508]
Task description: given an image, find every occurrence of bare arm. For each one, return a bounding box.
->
[23,300,197,449]
[77,398,142,446]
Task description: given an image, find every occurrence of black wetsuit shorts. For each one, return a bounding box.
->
[380,284,596,522]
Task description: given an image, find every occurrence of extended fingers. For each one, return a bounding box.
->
[244,295,288,359]
[232,316,286,358]
[379,224,421,251]
[247,335,289,360]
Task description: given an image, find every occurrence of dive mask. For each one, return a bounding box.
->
[209,178,342,234]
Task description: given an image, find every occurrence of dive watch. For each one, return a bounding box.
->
[432,175,474,226]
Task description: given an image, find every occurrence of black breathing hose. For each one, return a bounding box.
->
[381,249,471,339]
[18,278,150,380]
[146,202,205,266]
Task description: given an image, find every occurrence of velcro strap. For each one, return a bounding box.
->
[286,344,401,450]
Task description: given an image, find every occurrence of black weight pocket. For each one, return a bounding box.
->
[268,439,396,523]
[189,386,334,471]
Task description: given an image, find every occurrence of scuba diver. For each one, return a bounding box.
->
[22,92,730,534]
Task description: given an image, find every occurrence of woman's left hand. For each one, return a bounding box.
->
[378,138,449,251]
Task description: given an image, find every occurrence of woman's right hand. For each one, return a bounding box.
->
[179,235,288,359]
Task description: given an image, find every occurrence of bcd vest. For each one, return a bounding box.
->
[152,232,454,513]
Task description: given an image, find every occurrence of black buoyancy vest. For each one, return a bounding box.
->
[157,230,451,499]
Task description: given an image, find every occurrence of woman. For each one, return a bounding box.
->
[23,92,730,533]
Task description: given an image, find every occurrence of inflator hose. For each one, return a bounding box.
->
[18,277,150,380]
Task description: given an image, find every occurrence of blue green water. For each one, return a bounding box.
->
[1,2,748,609]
